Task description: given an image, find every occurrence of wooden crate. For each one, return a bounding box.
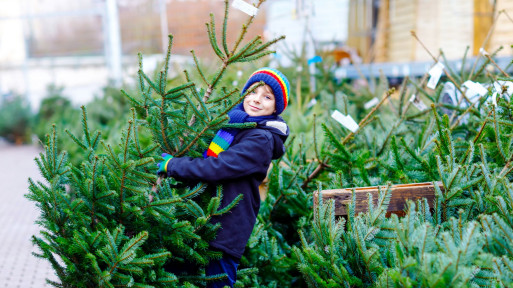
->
[313,182,441,216]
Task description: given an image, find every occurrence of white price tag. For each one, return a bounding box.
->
[493,80,513,96]
[409,94,428,111]
[463,81,488,102]
[402,65,410,76]
[331,110,359,132]
[392,66,399,77]
[232,0,258,16]
[334,68,346,79]
[306,98,317,109]
[364,97,379,109]
[426,62,445,89]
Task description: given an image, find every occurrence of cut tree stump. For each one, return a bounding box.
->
[313,182,442,216]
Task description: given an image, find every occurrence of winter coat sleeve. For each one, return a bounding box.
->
[165,130,274,182]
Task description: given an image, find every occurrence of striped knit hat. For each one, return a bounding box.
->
[241,67,290,115]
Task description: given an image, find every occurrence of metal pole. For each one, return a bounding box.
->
[159,0,169,53]
[105,0,122,86]
[21,0,30,102]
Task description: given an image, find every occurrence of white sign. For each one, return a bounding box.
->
[364,97,379,110]
[426,62,445,89]
[306,98,317,109]
[331,110,359,132]
[493,80,513,96]
[409,94,428,111]
[232,0,258,16]
[334,68,346,79]
[463,80,488,103]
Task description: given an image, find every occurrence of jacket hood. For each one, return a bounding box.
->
[257,117,289,159]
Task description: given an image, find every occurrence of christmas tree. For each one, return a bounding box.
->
[26,0,285,286]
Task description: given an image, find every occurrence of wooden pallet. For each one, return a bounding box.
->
[313,182,442,216]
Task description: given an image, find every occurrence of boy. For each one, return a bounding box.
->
[157,67,290,287]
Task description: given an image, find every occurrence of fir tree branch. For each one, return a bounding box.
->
[206,14,226,60]
[191,50,209,86]
[228,35,262,62]
[205,87,239,104]
[221,1,230,56]
[139,70,161,94]
[493,105,508,162]
[229,0,265,56]
[118,121,133,216]
[411,31,471,104]
[162,35,173,82]
[158,93,174,153]
[165,82,195,97]
[302,88,394,189]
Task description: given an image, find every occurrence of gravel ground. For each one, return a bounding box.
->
[0,144,58,287]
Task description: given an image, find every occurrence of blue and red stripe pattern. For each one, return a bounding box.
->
[241,67,290,115]
[205,129,235,158]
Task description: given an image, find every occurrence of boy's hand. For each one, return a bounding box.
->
[157,153,173,175]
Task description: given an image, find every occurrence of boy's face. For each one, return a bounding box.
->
[243,84,276,117]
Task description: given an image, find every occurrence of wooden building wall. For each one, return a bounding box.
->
[359,0,510,63]
[166,0,266,57]
[24,0,266,58]
[347,0,373,62]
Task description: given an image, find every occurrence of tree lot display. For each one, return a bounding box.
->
[26,0,291,286]
[293,50,513,285]
[0,93,32,144]
[25,0,513,286]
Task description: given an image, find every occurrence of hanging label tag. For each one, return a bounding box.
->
[479,48,489,56]
[392,66,399,77]
[402,65,410,76]
[334,68,346,79]
[463,80,488,98]
[306,98,317,108]
[364,97,379,109]
[493,80,513,96]
[232,0,258,16]
[492,92,498,107]
[331,110,359,132]
[409,94,427,111]
[426,62,445,89]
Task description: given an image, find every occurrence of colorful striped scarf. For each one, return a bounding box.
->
[204,103,276,158]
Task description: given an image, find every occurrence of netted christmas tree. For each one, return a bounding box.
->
[26,1,286,286]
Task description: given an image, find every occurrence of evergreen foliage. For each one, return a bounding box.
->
[295,54,513,286]
[26,1,513,286]
[27,0,286,286]
[0,92,32,144]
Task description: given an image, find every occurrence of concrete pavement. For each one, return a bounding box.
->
[0,143,58,287]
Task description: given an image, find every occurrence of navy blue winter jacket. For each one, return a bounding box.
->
[165,118,289,258]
